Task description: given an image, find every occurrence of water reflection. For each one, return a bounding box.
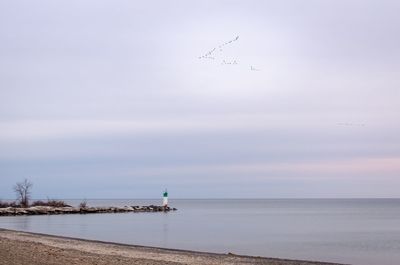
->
[162,212,169,248]
[18,216,31,230]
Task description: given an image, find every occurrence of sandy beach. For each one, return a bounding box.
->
[0,229,344,265]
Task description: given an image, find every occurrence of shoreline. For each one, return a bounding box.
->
[0,228,346,265]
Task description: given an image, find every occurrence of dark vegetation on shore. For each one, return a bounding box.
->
[0,179,76,209]
[0,201,20,208]
[0,199,71,209]
[31,199,71,207]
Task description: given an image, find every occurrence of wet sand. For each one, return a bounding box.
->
[0,229,345,265]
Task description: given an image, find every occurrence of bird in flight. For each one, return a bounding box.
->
[337,123,365,127]
[222,59,238,65]
[198,35,261,72]
[199,36,240,60]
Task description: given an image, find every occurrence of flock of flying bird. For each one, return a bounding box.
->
[198,35,260,71]
[336,123,366,127]
[197,36,367,127]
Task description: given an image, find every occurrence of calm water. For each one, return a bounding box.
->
[1,199,399,265]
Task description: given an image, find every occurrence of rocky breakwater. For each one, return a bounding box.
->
[0,205,177,216]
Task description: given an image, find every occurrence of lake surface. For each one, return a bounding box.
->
[1,199,399,265]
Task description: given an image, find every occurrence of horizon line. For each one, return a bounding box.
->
[2,197,400,201]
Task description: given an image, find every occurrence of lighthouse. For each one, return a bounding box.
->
[163,189,168,208]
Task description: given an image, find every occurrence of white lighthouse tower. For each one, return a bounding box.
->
[163,189,168,208]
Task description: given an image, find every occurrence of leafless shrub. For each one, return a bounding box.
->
[0,200,19,208]
[46,199,70,207]
[31,200,46,206]
[31,199,70,207]
[79,199,88,209]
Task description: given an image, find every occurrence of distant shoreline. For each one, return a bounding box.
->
[0,229,345,265]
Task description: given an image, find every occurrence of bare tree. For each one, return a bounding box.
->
[14,179,33,207]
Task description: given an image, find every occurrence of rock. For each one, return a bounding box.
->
[123,206,133,211]
[15,208,28,215]
[0,205,177,216]
[0,207,15,216]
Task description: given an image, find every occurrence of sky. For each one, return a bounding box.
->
[0,0,399,199]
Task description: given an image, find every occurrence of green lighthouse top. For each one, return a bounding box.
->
[163,190,168,197]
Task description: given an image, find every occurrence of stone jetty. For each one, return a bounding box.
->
[0,205,177,216]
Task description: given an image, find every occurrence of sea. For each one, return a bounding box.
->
[0,199,399,265]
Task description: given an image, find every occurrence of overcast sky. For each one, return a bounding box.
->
[1,0,399,199]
